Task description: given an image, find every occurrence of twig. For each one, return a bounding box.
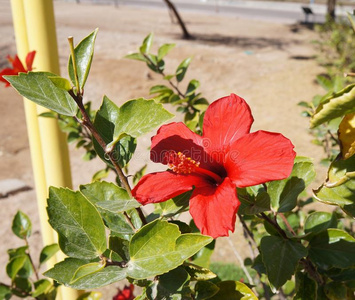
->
[258,212,288,239]
[278,213,296,236]
[24,238,39,281]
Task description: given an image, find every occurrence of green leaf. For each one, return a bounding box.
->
[338,113,355,159]
[47,187,106,259]
[48,76,72,91]
[96,199,141,213]
[194,281,219,300]
[94,96,137,168]
[313,154,355,217]
[68,28,98,89]
[310,83,355,128]
[77,291,102,300]
[238,188,270,215]
[316,75,333,91]
[80,181,135,236]
[127,220,213,279]
[12,278,31,297]
[260,236,307,289]
[32,279,53,298]
[304,212,337,235]
[208,281,258,300]
[7,246,28,260]
[176,58,191,82]
[186,79,200,96]
[324,281,348,300]
[308,229,355,269]
[70,261,106,284]
[149,84,172,95]
[124,52,147,62]
[139,33,153,54]
[268,157,316,212]
[294,272,317,300]
[109,235,130,261]
[0,284,11,300]
[158,191,191,218]
[111,98,174,143]
[184,263,217,281]
[157,43,175,61]
[44,258,126,289]
[12,211,31,239]
[39,244,60,266]
[190,240,215,268]
[4,72,77,116]
[6,255,27,280]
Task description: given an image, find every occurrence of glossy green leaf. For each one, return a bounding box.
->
[68,28,98,89]
[48,76,72,91]
[186,79,200,96]
[310,83,355,128]
[32,279,53,298]
[294,272,317,300]
[304,212,337,235]
[158,191,191,218]
[39,243,60,266]
[47,187,106,259]
[44,258,126,289]
[70,261,106,284]
[314,154,355,217]
[96,199,140,213]
[260,236,307,289]
[0,284,11,300]
[111,98,174,143]
[308,229,355,269]
[190,240,215,268]
[127,220,213,279]
[7,246,27,260]
[6,255,27,280]
[176,58,191,82]
[208,281,258,300]
[77,291,103,300]
[139,33,153,54]
[12,211,31,239]
[157,43,175,61]
[184,263,217,281]
[195,281,219,300]
[238,188,270,215]
[80,181,135,236]
[4,72,77,116]
[268,157,315,212]
[149,84,172,95]
[124,52,147,62]
[93,96,137,168]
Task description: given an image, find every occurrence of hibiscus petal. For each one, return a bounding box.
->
[11,55,26,73]
[203,94,254,146]
[225,130,296,187]
[189,177,240,238]
[132,171,207,205]
[25,51,36,71]
[0,68,17,86]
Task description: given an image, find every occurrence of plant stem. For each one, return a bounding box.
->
[24,238,39,281]
[258,212,288,239]
[68,37,81,94]
[69,91,147,225]
[278,213,296,236]
[300,258,324,285]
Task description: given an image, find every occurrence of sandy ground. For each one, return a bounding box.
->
[0,0,331,298]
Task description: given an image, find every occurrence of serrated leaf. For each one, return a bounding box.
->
[294,272,317,300]
[70,261,106,284]
[310,83,355,128]
[139,33,153,54]
[48,76,72,91]
[176,58,191,82]
[313,154,355,217]
[68,28,98,89]
[268,157,315,212]
[4,72,77,116]
[208,281,258,300]
[127,220,212,279]
[12,211,31,239]
[47,187,106,259]
[308,229,355,270]
[194,281,219,300]
[260,236,307,289]
[39,244,60,266]
[304,211,337,235]
[44,258,126,289]
[96,199,141,213]
[111,98,174,143]
[124,52,147,62]
[339,113,355,159]
[157,43,175,61]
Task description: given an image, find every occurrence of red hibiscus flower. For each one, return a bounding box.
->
[112,284,134,300]
[132,94,296,238]
[0,51,36,87]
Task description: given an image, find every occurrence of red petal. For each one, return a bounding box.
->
[0,68,17,86]
[132,171,207,205]
[202,94,253,146]
[11,55,26,73]
[25,51,36,71]
[225,130,296,187]
[189,177,240,238]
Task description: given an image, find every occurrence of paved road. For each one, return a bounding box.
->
[118,0,354,24]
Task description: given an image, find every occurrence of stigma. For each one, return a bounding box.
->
[167,151,200,174]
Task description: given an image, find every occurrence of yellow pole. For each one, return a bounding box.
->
[9,0,54,257]
[10,0,78,299]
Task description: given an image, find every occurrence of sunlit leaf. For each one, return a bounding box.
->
[208,281,258,300]
[339,113,355,159]
[12,211,31,239]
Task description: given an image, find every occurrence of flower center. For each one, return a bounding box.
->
[167,151,223,184]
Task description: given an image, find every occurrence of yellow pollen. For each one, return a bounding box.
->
[167,151,200,174]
